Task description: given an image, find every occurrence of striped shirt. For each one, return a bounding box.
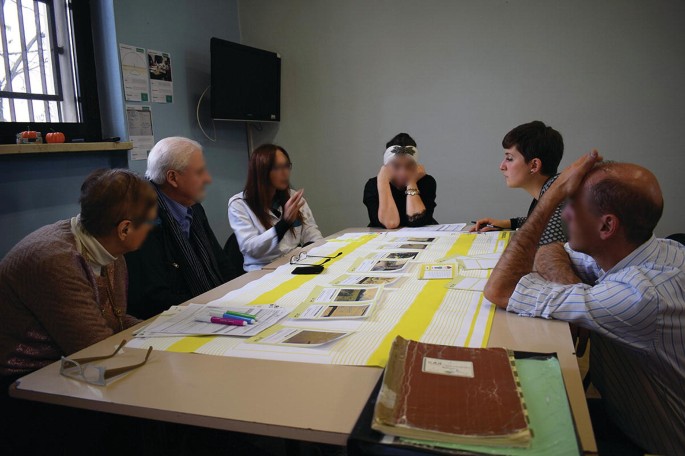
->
[507,236,685,455]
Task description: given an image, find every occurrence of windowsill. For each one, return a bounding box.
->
[0,141,133,155]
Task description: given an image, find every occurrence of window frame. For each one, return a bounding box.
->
[0,0,102,144]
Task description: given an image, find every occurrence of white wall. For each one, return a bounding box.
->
[239,0,685,237]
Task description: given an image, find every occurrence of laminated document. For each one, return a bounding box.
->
[134,304,288,338]
[289,286,383,320]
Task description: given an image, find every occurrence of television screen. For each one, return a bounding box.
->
[210,38,281,122]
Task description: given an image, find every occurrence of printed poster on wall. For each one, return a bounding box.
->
[147,49,174,103]
[118,43,150,102]
[126,105,154,161]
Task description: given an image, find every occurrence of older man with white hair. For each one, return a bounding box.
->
[126,137,238,319]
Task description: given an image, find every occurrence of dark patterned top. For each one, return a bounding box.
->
[509,174,567,246]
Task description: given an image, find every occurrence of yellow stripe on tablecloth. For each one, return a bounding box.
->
[464,231,510,347]
[167,336,216,353]
[365,233,477,367]
[162,235,379,352]
[248,234,378,305]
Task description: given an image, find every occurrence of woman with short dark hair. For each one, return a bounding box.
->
[228,144,323,271]
[0,169,157,382]
[471,121,567,245]
[363,133,438,229]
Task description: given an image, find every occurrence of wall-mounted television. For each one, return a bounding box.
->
[210,38,281,122]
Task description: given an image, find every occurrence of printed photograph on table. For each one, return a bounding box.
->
[305,286,382,304]
[290,302,373,320]
[349,257,412,273]
[419,263,456,280]
[382,251,419,260]
[331,274,403,287]
[387,237,436,243]
[247,326,352,347]
[379,243,429,250]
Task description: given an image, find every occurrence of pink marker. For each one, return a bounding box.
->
[195,316,246,326]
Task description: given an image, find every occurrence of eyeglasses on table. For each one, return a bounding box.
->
[60,339,153,386]
[290,251,342,265]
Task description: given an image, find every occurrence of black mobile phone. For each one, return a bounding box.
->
[291,265,324,275]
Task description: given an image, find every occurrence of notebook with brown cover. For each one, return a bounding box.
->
[372,336,531,448]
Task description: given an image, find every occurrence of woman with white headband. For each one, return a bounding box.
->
[363,133,437,229]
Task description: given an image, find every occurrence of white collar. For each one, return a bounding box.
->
[71,215,117,274]
[599,235,659,279]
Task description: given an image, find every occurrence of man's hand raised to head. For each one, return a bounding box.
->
[549,150,603,199]
[484,150,602,309]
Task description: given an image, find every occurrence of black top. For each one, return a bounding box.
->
[125,203,241,319]
[363,175,438,229]
[509,174,567,246]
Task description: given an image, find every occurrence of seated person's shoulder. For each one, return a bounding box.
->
[363,177,379,194]
[2,220,83,274]
[228,192,247,210]
[420,174,436,183]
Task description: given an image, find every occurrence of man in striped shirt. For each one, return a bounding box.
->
[485,151,685,455]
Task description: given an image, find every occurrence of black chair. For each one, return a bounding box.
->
[223,233,246,280]
[667,233,685,246]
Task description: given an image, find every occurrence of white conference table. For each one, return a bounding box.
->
[10,228,597,452]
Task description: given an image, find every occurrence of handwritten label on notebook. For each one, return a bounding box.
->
[423,357,474,378]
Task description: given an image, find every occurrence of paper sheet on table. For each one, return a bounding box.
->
[447,276,488,292]
[333,232,378,241]
[418,263,456,280]
[134,304,288,337]
[330,274,406,288]
[458,257,500,270]
[348,257,412,274]
[385,236,437,244]
[396,223,466,233]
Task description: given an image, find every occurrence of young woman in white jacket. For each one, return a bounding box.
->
[228,144,323,271]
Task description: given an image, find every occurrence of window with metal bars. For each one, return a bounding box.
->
[0,0,101,143]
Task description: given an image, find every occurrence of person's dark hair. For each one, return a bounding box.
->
[79,169,157,237]
[588,163,663,245]
[243,144,295,229]
[502,121,564,176]
[386,133,417,149]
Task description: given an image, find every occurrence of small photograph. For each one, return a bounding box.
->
[356,276,397,285]
[282,330,348,345]
[405,237,436,243]
[322,305,370,318]
[335,287,379,302]
[389,237,436,243]
[398,243,428,250]
[371,259,409,272]
[384,251,419,260]
[148,51,172,81]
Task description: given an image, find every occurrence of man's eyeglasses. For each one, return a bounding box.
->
[271,162,293,172]
[290,251,342,265]
[60,340,153,386]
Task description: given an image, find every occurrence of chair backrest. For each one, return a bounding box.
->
[667,233,685,246]
[223,233,245,278]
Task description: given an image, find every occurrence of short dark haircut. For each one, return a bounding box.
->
[588,163,663,245]
[386,133,416,149]
[502,121,564,176]
[80,169,157,237]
